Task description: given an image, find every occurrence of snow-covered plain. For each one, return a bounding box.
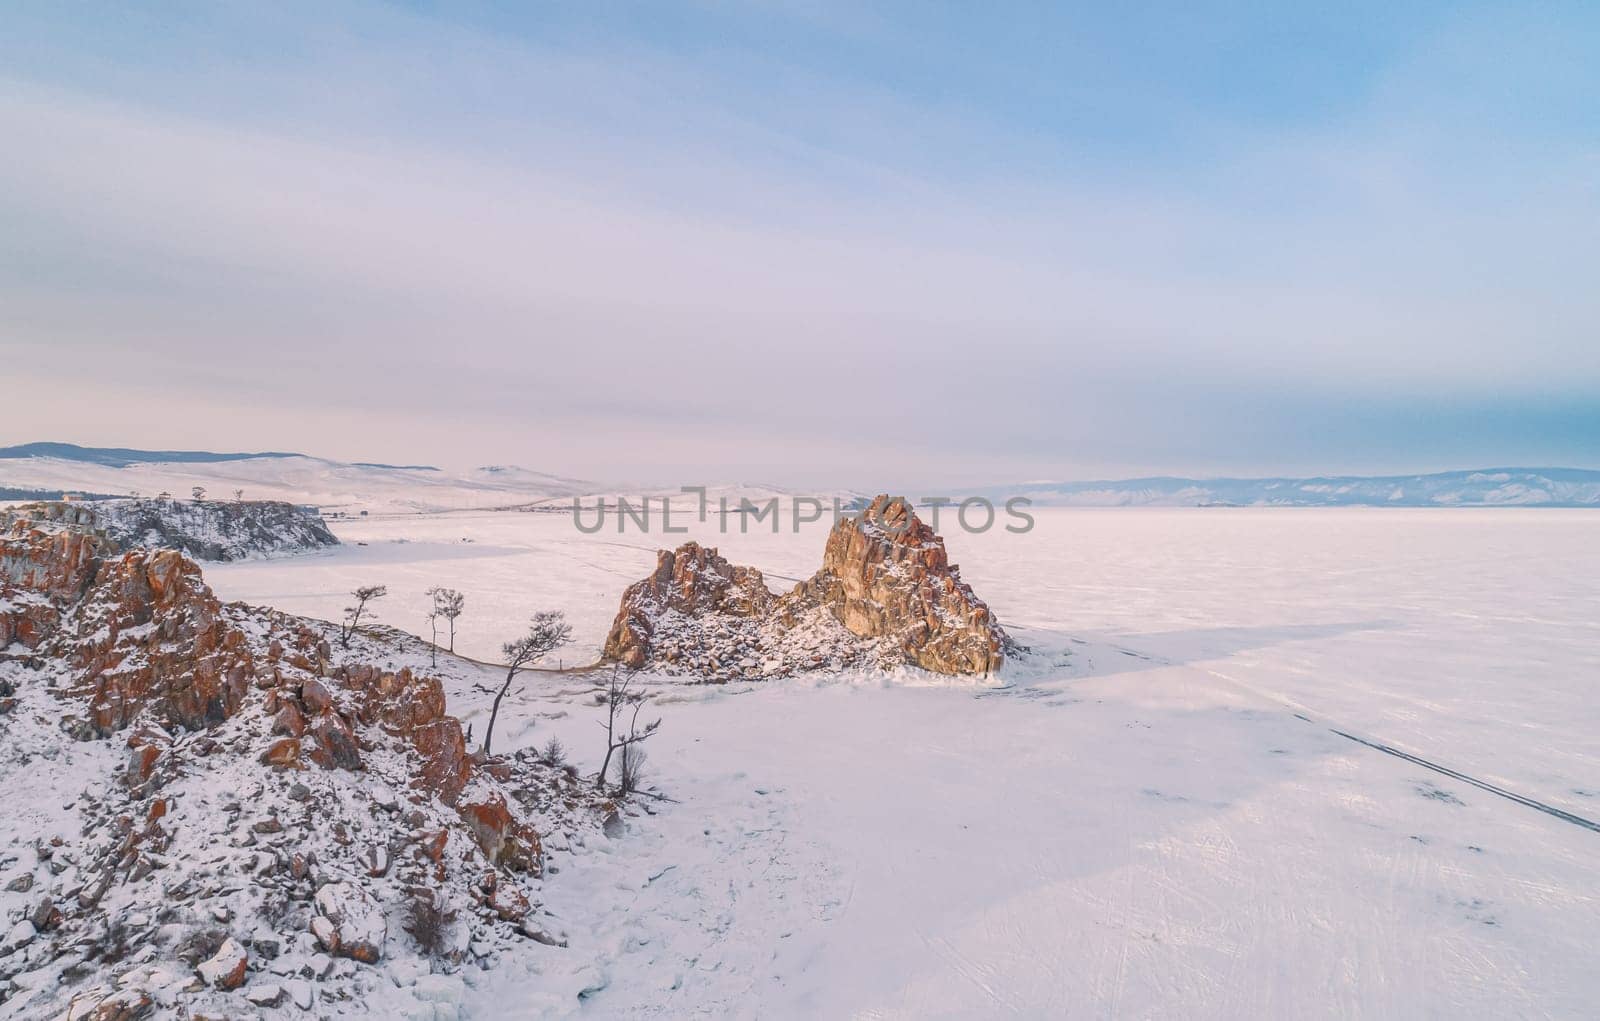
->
[204,508,1600,1017]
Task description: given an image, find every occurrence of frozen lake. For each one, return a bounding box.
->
[208,508,1600,1017]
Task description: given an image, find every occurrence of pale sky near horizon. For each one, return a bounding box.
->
[1,2,1596,487]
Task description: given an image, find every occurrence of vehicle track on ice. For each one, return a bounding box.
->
[1096,640,1600,837]
[1324,728,1600,834]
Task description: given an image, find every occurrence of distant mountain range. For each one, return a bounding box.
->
[983,468,1600,508]
[0,443,436,472]
[2,444,1597,510]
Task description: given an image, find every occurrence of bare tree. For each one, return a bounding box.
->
[429,587,465,653]
[339,585,388,648]
[191,486,206,502]
[157,491,171,501]
[596,666,660,793]
[233,488,244,502]
[425,603,440,668]
[482,611,572,756]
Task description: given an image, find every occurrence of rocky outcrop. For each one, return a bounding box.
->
[599,495,1008,679]
[0,497,339,562]
[0,519,616,1018]
[65,546,255,733]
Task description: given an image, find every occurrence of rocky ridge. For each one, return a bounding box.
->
[0,520,615,1018]
[602,495,1008,681]
[1,498,340,563]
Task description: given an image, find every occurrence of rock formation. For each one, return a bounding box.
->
[599,495,1008,679]
[603,542,774,669]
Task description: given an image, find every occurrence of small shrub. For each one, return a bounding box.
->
[618,745,648,797]
[404,889,457,958]
[539,736,566,767]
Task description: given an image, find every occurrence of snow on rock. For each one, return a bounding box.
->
[0,496,339,562]
[1,919,35,954]
[197,936,248,989]
[602,494,1008,680]
[314,882,387,963]
[602,541,774,670]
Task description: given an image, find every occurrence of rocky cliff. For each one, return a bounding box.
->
[0,520,612,1018]
[0,497,339,562]
[600,495,1008,680]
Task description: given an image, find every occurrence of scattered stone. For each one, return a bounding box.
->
[196,937,248,990]
[245,982,286,1007]
[2,919,36,954]
[286,978,315,1010]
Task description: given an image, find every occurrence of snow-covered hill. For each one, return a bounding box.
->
[0,445,597,514]
[0,445,866,516]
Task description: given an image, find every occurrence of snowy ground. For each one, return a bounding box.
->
[204,508,1600,1018]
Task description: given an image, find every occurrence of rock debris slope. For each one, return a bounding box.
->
[602,495,1008,680]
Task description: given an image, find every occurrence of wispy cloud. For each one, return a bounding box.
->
[0,3,1596,483]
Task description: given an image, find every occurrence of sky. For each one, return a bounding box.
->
[1,1,1597,488]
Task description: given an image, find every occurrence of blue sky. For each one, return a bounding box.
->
[1,2,1596,485]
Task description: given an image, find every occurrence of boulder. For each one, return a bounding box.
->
[306,710,362,771]
[196,937,248,990]
[459,793,542,873]
[259,738,302,768]
[313,882,386,964]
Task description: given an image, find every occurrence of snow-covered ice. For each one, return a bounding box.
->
[193,507,1600,1016]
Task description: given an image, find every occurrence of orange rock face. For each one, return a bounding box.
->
[67,548,255,733]
[0,521,106,600]
[1,523,110,651]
